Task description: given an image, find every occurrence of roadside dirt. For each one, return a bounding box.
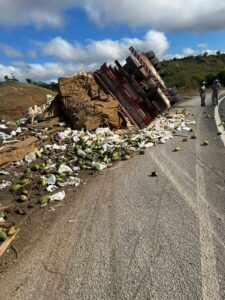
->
[0,82,56,120]
[0,169,93,273]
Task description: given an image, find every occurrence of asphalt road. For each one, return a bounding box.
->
[1,94,225,300]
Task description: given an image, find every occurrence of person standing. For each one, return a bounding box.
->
[211,79,221,106]
[199,81,206,106]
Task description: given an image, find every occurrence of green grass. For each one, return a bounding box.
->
[161,53,225,94]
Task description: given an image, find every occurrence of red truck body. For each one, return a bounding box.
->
[94,47,174,128]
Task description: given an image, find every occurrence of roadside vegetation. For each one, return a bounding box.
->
[162,51,225,94]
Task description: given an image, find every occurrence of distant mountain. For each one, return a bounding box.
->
[161,52,225,94]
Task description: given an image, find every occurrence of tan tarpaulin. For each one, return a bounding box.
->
[0,128,63,167]
[0,137,39,167]
[54,72,126,131]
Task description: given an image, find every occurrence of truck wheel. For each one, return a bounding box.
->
[158,69,165,77]
[145,50,155,60]
[150,57,159,66]
[154,62,162,71]
[168,87,178,96]
[171,94,182,105]
[126,56,146,80]
[123,63,132,75]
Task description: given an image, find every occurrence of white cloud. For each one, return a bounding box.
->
[201,49,218,55]
[182,47,196,56]
[0,62,96,82]
[1,1,225,31]
[198,43,208,50]
[81,0,225,31]
[0,0,74,28]
[0,44,23,58]
[0,30,169,82]
[40,30,169,64]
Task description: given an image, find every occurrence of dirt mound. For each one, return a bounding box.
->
[0,82,57,120]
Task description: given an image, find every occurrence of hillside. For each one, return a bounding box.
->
[161,52,225,94]
[0,82,57,120]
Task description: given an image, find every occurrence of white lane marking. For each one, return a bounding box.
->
[149,151,220,299]
[215,96,225,146]
[157,149,225,226]
[196,164,220,300]
[196,109,220,300]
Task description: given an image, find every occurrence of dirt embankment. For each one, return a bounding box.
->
[0,83,56,120]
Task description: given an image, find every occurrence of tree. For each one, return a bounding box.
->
[203,51,208,57]
[10,73,18,82]
[216,50,221,55]
[205,73,216,85]
[217,70,225,85]
[4,73,19,82]
[4,75,10,82]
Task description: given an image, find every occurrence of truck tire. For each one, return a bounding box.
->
[126,56,146,80]
[150,57,159,66]
[123,63,132,75]
[171,94,182,105]
[168,87,178,96]
[145,50,155,60]
[154,62,162,71]
[158,69,165,77]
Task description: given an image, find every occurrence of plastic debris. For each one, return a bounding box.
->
[159,138,166,144]
[0,124,7,129]
[49,191,66,201]
[57,177,81,187]
[0,180,12,190]
[0,132,11,140]
[17,118,28,125]
[58,128,72,140]
[39,175,56,192]
[91,162,107,171]
[58,164,73,174]
[0,171,9,175]
[46,185,58,192]
[24,152,36,164]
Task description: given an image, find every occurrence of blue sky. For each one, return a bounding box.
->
[0,0,225,82]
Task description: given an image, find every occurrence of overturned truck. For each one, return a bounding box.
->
[94,47,181,128]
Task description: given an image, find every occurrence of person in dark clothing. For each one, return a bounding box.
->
[211,79,221,106]
[199,81,206,106]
